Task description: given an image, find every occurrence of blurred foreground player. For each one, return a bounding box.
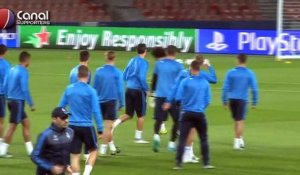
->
[31,107,73,175]
[0,44,10,144]
[171,60,214,169]
[222,54,258,150]
[112,44,149,143]
[94,51,124,155]
[59,65,103,175]
[0,51,35,157]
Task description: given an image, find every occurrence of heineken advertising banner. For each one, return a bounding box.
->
[19,26,196,52]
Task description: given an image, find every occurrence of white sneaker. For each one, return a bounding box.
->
[134,139,150,144]
[203,165,215,169]
[233,138,241,150]
[183,156,199,163]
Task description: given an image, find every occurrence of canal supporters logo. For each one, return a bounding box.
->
[24,26,51,48]
[0,9,16,29]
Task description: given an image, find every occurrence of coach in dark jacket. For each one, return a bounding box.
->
[31,107,74,175]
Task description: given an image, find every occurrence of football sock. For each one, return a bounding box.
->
[25,141,33,155]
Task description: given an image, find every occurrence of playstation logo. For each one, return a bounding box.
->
[206,31,228,51]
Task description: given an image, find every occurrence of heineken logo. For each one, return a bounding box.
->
[24,26,50,48]
[101,30,193,52]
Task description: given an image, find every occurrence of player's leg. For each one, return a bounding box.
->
[69,126,82,174]
[22,118,33,155]
[0,95,6,143]
[99,102,109,155]
[174,112,193,169]
[152,97,167,152]
[229,99,240,149]
[100,120,113,155]
[194,113,214,168]
[106,100,119,154]
[183,128,199,163]
[235,100,247,149]
[0,100,20,157]
[168,102,179,152]
[71,153,81,174]
[135,90,148,143]
[230,99,247,150]
[112,89,134,130]
[83,126,99,175]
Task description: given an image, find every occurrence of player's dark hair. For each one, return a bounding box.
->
[105,51,116,61]
[0,44,7,55]
[78,65,89,78]
[237,54,247,63]
[166,45,177,56]
[19,51,31,63]
[151,47,166,59]
[190,60,201,71]
[194,54,204,65]
[136,43,147,54]
[80,50,90,62]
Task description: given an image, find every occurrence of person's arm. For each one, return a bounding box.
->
[21,70,34,107]
[87,71,92,85]
[117,71,125,109]
[93,71,99,90]
[58,88,68,108]
[222,71,230,105]
[250,71,259,106]
[31,132,53,171]
[175,79,186,102]
[91,89,103,134]
[69,69,75,84]
[3,64,11,96]
[151,74,157,93]
[138,61,149,92]
[204,83,211,109]
[204,66,217,84]
[166,72,185,102]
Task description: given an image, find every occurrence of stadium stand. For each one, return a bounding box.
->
[0,0,286,22]
[1,0,112,22]
[134,0,264,21]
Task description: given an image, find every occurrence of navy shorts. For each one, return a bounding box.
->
[125,88,146,117]
[229,99,247,121]
[100,100,117,121]
[0,95,5,117]
[69,125,98,154]
[154,97,179,122]
[7,99,27,124]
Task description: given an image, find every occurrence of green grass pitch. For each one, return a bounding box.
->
[1,49,300,175]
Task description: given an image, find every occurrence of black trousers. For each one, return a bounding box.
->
[176,111,210,166]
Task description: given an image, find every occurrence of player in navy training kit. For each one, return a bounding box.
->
[31,107,74,175]
[0,51,35,158]
[112,44,150,144]
[0,44,10,144]
[222,54,258,150]
[170,60,215,170]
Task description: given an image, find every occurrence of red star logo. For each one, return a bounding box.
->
[34,26,50,46]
